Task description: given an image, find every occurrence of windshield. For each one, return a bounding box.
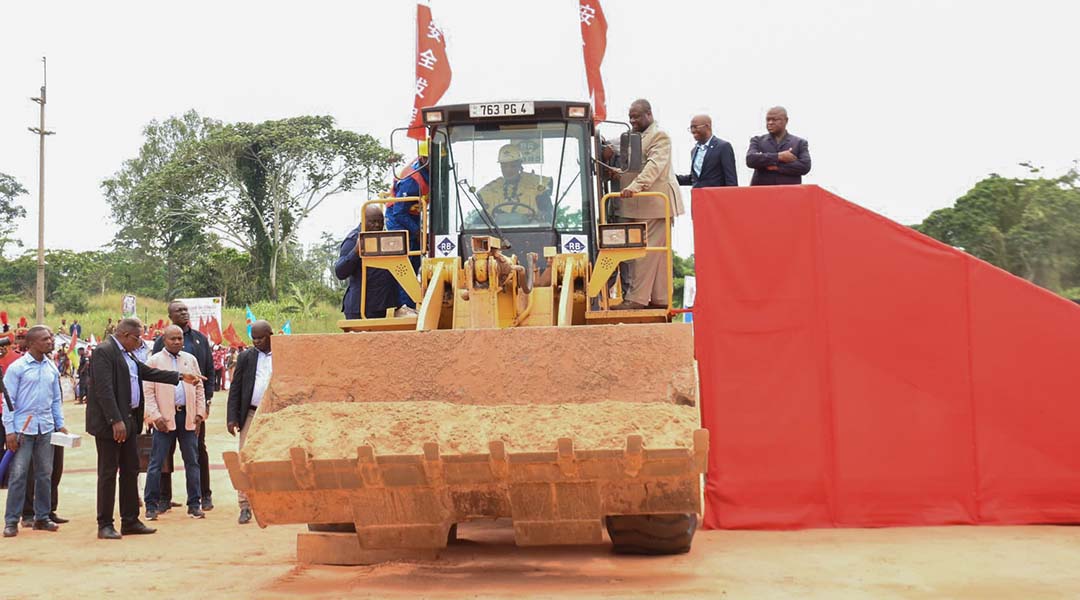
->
[444,121,588,232]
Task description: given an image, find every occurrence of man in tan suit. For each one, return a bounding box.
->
[142,325,208,520]
[614,98,685,309]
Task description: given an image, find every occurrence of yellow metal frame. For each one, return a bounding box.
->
[354,196,429,320]
[416,257,455,331]
[587,192,673,310]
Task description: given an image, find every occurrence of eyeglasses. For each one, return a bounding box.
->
[687,125,708,132]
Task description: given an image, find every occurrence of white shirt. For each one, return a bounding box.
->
[251,350,272,408]
[167,351,187,407]
[693,142,708,176]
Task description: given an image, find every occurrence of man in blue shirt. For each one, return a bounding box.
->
[3,326,66,537]
[385,144,430,309]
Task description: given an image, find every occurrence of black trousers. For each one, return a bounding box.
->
[161,421,211,502]
[95,435,141,528]
[23,446,63,517]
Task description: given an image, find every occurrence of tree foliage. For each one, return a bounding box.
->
[166,115,399,298]
[102,110,220,298]
[0,171,29,255]
[915,166,1080,293]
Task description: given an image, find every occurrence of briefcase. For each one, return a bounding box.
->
[136,433,174,474]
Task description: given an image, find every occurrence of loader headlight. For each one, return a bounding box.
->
[567,105,588,118]
[424,110,444,124]
[598,223,647,249]
[359,230,409,257]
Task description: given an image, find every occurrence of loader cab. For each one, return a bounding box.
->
[423,101,596,269]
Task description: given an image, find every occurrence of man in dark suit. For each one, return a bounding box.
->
[152,300,216,512]
[335,205,401,320]
[227,320,273,525]
[86,317,204,539]
[746,106,812,186]
[676,115,738,189]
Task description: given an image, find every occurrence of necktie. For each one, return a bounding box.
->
[693,144,707,176]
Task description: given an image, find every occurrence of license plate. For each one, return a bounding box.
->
[469,102,535,118]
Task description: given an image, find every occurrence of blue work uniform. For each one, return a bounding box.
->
[385,159,429,308]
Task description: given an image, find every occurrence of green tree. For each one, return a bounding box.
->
[915,166,1080,292]
[672,252,695,308]
[173,115,398,299]
[102,110,220,298]
[0,172,29,255]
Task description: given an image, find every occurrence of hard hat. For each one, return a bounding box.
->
[418,140,429,158]
[497,144,523,163]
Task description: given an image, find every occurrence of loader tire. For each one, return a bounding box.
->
[604,513,698,555]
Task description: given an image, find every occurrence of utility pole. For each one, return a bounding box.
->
[29,57,55,325]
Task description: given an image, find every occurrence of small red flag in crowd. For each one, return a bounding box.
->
[579,0,608,124]
[406,2,452,141]
[223,323,244,348]
[202,316,224,345]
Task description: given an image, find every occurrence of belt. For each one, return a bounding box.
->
[175,405,186,411]
[248,406,258,412]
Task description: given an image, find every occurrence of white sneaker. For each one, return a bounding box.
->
[394,306,418,317]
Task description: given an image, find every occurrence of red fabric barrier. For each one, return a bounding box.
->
[692,185,1080,529]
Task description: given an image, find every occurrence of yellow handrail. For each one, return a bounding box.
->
[597,191,673,311]
[354,196,429,320]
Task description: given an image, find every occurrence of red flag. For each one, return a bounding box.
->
[205,316,224,345]
[406,2,452,141]
[223,324,244,348]
[579,0,608,123]
[68,332,79,364]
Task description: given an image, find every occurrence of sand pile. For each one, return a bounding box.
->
[240,401,699,461]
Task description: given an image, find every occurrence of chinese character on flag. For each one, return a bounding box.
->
[579,0,608,123]
[407,2,452,140]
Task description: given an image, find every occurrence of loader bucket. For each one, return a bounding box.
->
[223,323,707,564]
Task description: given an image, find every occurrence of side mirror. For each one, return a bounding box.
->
[619,131,643,173]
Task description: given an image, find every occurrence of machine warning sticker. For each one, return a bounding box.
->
[435,235,457,257]
[561,234,587,254]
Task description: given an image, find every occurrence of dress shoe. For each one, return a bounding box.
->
[145,508,158,521]
[610,300,646,311]
[201,497,214,511]
[188,507,205,519]
[48,513,69,524]
[170,501,182,508]
[97,525,122,540]
[3,524,17,538]
[238,508,252,525]
[21,517,32,528]
[32,519,60,532]
[120,521,157,535]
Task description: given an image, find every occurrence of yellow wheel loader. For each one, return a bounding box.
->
[223,101,708,564]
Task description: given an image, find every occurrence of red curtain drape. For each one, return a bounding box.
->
[692,185,1080,529]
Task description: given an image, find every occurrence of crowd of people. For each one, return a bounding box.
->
[2,102,809,540]
[1,302,268,539]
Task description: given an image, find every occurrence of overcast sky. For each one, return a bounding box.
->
[2,0,1077,258]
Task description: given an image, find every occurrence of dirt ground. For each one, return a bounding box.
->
[2,402,1080,599]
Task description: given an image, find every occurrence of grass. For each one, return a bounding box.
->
[3,292,344,339]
